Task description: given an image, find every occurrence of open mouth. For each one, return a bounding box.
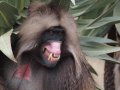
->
[42,41,62,62]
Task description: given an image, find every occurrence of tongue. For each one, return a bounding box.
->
[44,41,61,54]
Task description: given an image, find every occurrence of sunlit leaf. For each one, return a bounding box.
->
[71,0,75,5]
[0,29,16,62]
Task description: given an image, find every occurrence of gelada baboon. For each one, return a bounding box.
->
[0,1,95,90]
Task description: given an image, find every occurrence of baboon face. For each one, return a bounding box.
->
[16,2,75,68]
[34,26,65,67]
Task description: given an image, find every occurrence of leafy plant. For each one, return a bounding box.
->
[71,0,120,63]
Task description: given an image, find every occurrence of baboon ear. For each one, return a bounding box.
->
[28,1,45,15]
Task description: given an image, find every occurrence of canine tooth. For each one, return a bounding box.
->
[48,53,53,61]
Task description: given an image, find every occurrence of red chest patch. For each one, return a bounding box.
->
[16,64,31,80]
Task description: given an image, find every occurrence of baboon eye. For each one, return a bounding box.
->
[58,31,63,35]
[49,30,54,35]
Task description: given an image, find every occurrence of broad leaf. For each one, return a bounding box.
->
[0,29,16,62]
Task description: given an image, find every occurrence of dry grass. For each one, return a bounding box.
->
[87,56,105,90]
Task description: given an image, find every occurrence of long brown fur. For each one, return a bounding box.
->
[0,77,5,90]
[1,1,95,90]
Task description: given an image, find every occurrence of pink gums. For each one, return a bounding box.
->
[44,41,61,54]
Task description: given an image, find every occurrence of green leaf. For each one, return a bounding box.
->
[71,0,117,17]
[0,0,30,11]
[0,29,16,62]
[114,1,120,35]
[82,0,120,30]
[77,18,117,33]
[95,54,120,64]
[0,1,18,31]
[15,0,30,11]
[70,0,95,17]
[81,42,120,56]
[77,19,93,29]
[85,17,120,30]
[80,36,117,44]
[71,0,94,9]
[79,25,111,37]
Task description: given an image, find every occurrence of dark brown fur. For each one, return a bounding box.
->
[0,77,5,90]
[0,2,95,90]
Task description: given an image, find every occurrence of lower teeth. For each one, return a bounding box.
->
[43,48,60,61]
[48,53,60,61]
[48,53,53,61]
